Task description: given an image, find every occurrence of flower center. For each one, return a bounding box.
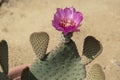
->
[59,18,76,28]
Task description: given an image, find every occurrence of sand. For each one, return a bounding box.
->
[0,0,120,80]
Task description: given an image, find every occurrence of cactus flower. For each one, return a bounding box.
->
[52,7,83,35]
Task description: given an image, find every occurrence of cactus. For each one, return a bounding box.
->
[0,40,9,80]
[0,32,105,80]
[21,32,105,80]
[0,40,30,80]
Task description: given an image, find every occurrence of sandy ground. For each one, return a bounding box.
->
[0,0,120,80]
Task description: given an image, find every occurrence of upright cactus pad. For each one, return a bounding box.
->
[21,32,105,80]
[81,36,103,65]
[85,64,105,80]
[0,40,9,80]
[21,67,30,80]
[0,72,9,80]
[30,32,49,60]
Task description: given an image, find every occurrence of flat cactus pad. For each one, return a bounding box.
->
[29,40,86,80]
[0,40,9,80]
[30,32,49,60]
[85,64,105,80]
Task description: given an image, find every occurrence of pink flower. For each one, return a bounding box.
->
[52,7,83,35]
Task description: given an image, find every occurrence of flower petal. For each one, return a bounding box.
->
[56,8,65,19]
[52,20,64,31]
[73,12,83,26]
[53,14,61,23]
[64,7,75,19]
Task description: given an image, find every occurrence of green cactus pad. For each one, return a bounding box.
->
[85,64,105,80]
[30,32,49,60]
[81,36,103,65]
[0,72,9,80]
[0,40,9,80]
[0,40,9,74]
[29,40,86,80]
[21,67,30,80]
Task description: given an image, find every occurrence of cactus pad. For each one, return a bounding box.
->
[29,40,86,80]
[0,40,9,74]
[81,36,103,65]
[85,64,105,80]
[83,36,102,59]
[0,72,9,80]
[30,32,49,60]
[0,40,9,80]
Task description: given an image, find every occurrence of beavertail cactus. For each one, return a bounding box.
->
[20,32,105,80]
[20,7,105,80]
[0,7,105,80]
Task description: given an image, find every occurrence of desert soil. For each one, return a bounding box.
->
[0,0,120,80]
